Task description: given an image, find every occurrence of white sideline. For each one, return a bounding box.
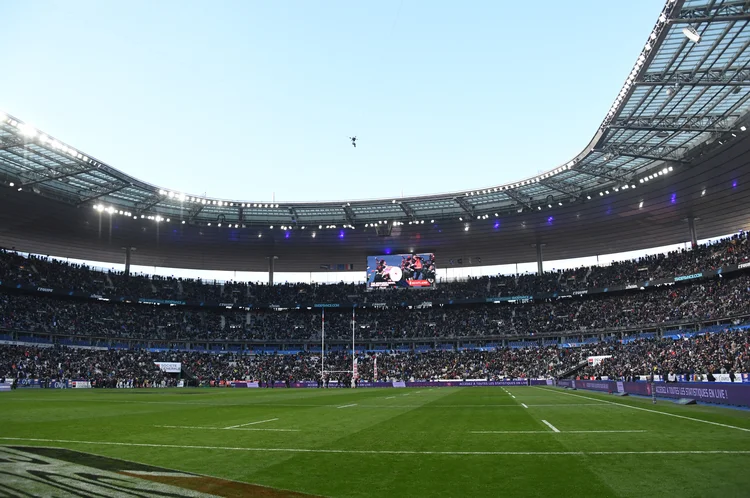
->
[471,430,647,434]
[337,403,357,409]
[2,437,749,456]
[385,396,396,399]
[155,425,299,432]
[224,417,278,429]
[541,420,560,433]
[520,403,528,408]
[535,387,750,433]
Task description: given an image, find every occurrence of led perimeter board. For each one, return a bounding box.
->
[366,253,436,288]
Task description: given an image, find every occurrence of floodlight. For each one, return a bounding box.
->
[682,26,700,44]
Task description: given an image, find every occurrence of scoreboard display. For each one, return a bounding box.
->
[366,253,436,288]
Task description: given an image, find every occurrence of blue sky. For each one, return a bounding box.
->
[1,0,662,203]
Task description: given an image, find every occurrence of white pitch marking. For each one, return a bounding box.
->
[535,387,750,433]
[521,403,528,409]
[2,437,748,456]
[123,471,198,477]
[471,430,647,434]
[337,403,357,409]
[224,417,279,429]
[511,395,516,399]
[155,425,299,432]
[385,396,396,399]
[542,420,560,433]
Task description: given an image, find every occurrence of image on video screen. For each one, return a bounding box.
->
[366,253,436,288]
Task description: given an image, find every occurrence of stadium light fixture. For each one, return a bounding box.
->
[682,25,700,44]
[741,126,747,132]
[639,201,644,209]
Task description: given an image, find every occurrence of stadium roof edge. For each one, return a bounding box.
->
[1,0,750,228]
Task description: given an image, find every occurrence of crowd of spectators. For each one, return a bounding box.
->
[1,232,747,304]
[2,328,748,385]
[577,329,750,380]
[1,272,748,342]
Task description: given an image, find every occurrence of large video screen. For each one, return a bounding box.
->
[366,253,436,288]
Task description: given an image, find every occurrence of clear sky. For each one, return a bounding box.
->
[1,0,662,203]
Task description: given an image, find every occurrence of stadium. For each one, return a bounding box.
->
[1,0,750,496]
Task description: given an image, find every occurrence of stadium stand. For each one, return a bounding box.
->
[1,235,749,387]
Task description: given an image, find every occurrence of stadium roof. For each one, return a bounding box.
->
[0,0,750,272]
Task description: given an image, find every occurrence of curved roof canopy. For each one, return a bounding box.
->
[1,0,749,233]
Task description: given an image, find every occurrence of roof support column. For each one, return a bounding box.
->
[267,256,278,286]
[687,217,698,249]
[123,246,135,277]
[533,243,546,275]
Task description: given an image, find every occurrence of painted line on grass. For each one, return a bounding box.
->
[337,403,357,409]
[3,438,749,456]
[224,418,278,429]
[471,430,647,434]
[155,425,299,432]
[521,403,528,408]
[535,387,750,433]
[541,420,560,433]
[525,403,603,407]
[10,398,602,409]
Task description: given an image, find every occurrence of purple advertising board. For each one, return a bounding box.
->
[556,379,750,408]
[228,380,395,388]
[406,380,547,387]
[226,380,548,388]
[16,378,69,389]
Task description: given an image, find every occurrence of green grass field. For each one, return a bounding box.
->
[2,386,750,497]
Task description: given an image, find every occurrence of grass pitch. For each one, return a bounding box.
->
[2,386,750,497]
